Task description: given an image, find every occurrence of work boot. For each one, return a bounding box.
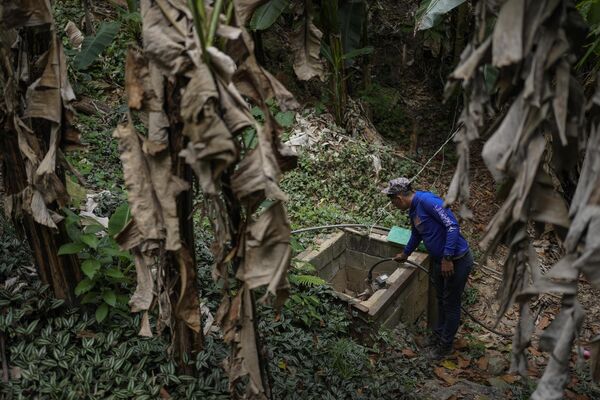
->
[421,333,441,348]
[427,343,452,361]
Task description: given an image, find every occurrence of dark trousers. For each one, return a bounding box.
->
[431,251,473,347]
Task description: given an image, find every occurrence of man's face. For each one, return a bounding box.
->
[390,194,410,210]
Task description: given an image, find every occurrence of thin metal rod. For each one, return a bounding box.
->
[291,224,390,235]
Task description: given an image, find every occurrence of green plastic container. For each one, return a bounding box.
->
[386,226,427,252]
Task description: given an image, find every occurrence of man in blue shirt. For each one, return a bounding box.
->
[382,177,473,360]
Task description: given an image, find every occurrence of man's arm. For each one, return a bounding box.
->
[422,200,460,258]
[403,226,422,256]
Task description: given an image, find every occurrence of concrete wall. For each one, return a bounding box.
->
[297,229,431,328]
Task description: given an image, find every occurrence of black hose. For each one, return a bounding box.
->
[367,258,512,338]
[290,224,511,337]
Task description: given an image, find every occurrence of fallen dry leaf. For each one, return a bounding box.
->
[477,356,489,370]
[501,374,520,384]
[457,356,471,369]
[159,387,171,399]
[434,366,458,385]
[454,337,468,349]
[528,346,542,357]
[402,348,417,358]
[441,360,458,370]
[538,315,551,329]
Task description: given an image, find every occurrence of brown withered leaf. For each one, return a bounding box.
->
[140,0,190,74]
[234,61,300,111]
[179,66,237,194]
[401,348,417,358]
[290,14,325,81]
[174,248,202,332]
[433,366,458,385]
[113,123,164,241]
[231,120,288,202]
[233,0,269,26]
[139,311,153,337]
[236,201,291,305]
[147,62,169,145]
[225,286,266,398]
[125,48,161,111]
[1,0,53,29]
[64,21,83,49]
[492,0,524,67]
[146,149,189,251]
[129,249,155,312]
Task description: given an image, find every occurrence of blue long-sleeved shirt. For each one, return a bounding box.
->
[402,191,469,261]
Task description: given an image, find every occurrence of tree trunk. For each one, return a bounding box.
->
[166,78,203,374]
[0,22,80,306]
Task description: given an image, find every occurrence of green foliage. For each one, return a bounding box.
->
[415,0,467,31]
[241,101,296,150]
[61,205,133,323]
[358,83,408,141]
[289,274,327,287]
[249,0,289,30]
[466,336,486,359]
[65,113,125,191]
[576,0,600,84]
[338,0,367,59]
[328,338,369,379]
[75,21,122,70]
[462,286,478,306]
[281,135,414,232]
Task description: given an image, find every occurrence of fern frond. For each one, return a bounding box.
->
[290,274,327,287]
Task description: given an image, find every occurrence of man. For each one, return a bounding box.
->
[382,177,473,360]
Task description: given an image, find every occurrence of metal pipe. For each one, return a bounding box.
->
[291,224,390,235]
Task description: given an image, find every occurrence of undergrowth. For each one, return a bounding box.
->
[1,214,429,399]
[281,136,416,232]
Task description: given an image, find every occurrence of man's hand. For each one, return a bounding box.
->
[441,258,454,278]
[393,253,408,262]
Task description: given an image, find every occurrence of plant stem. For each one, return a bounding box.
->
[189,0,209,62]
[207,0,225,46]
[219,0,235,50]
[1,332,8,383]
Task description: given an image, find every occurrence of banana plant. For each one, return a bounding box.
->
[248,0,372,125]
[414,0,467,32]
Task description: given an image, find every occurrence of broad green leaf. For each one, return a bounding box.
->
[108,203,130,237]
[83,224,104,234]
[275,111,295,127]
[64,211,82,242]
[75,21,121,70]
[249,0,289,30]
[74,278,95,296]
[81,234,99,249]
[99,245,132,260]
[242,127,258,149]
[81,291,98,304]
[58,242,87,256]
[102,290,117,307]
[342,46,374,60]
[66,177,87,209]
[415,0,467,31]
[81,259,101,279]
[116,294,129,305]
[339,0,366,55]
[95,303,109,323]
[106,268,125,279]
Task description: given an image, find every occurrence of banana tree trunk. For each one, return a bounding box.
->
[0,8,81,306]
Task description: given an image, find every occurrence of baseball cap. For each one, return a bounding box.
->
[381,177,412,195]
